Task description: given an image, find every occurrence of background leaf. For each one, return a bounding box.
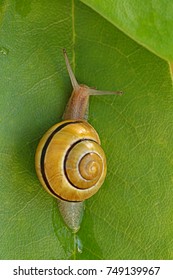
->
[0,0,173,260]
[81,0,173,62]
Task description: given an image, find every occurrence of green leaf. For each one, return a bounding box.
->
[1,0,173,259]
[81,0,173,62]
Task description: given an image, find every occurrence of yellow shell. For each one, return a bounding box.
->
[35,120,107,202]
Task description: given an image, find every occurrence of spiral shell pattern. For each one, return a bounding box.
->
[35,120,107,202]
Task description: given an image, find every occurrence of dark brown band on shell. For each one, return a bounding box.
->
[40,121,82,201]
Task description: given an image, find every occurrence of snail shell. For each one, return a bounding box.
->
[35,120,107,202]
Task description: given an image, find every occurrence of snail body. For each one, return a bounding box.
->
[35,49,122,232]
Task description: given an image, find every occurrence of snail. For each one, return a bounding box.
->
[35,49,122,232]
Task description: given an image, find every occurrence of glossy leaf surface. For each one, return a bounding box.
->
[82,0,173,61]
